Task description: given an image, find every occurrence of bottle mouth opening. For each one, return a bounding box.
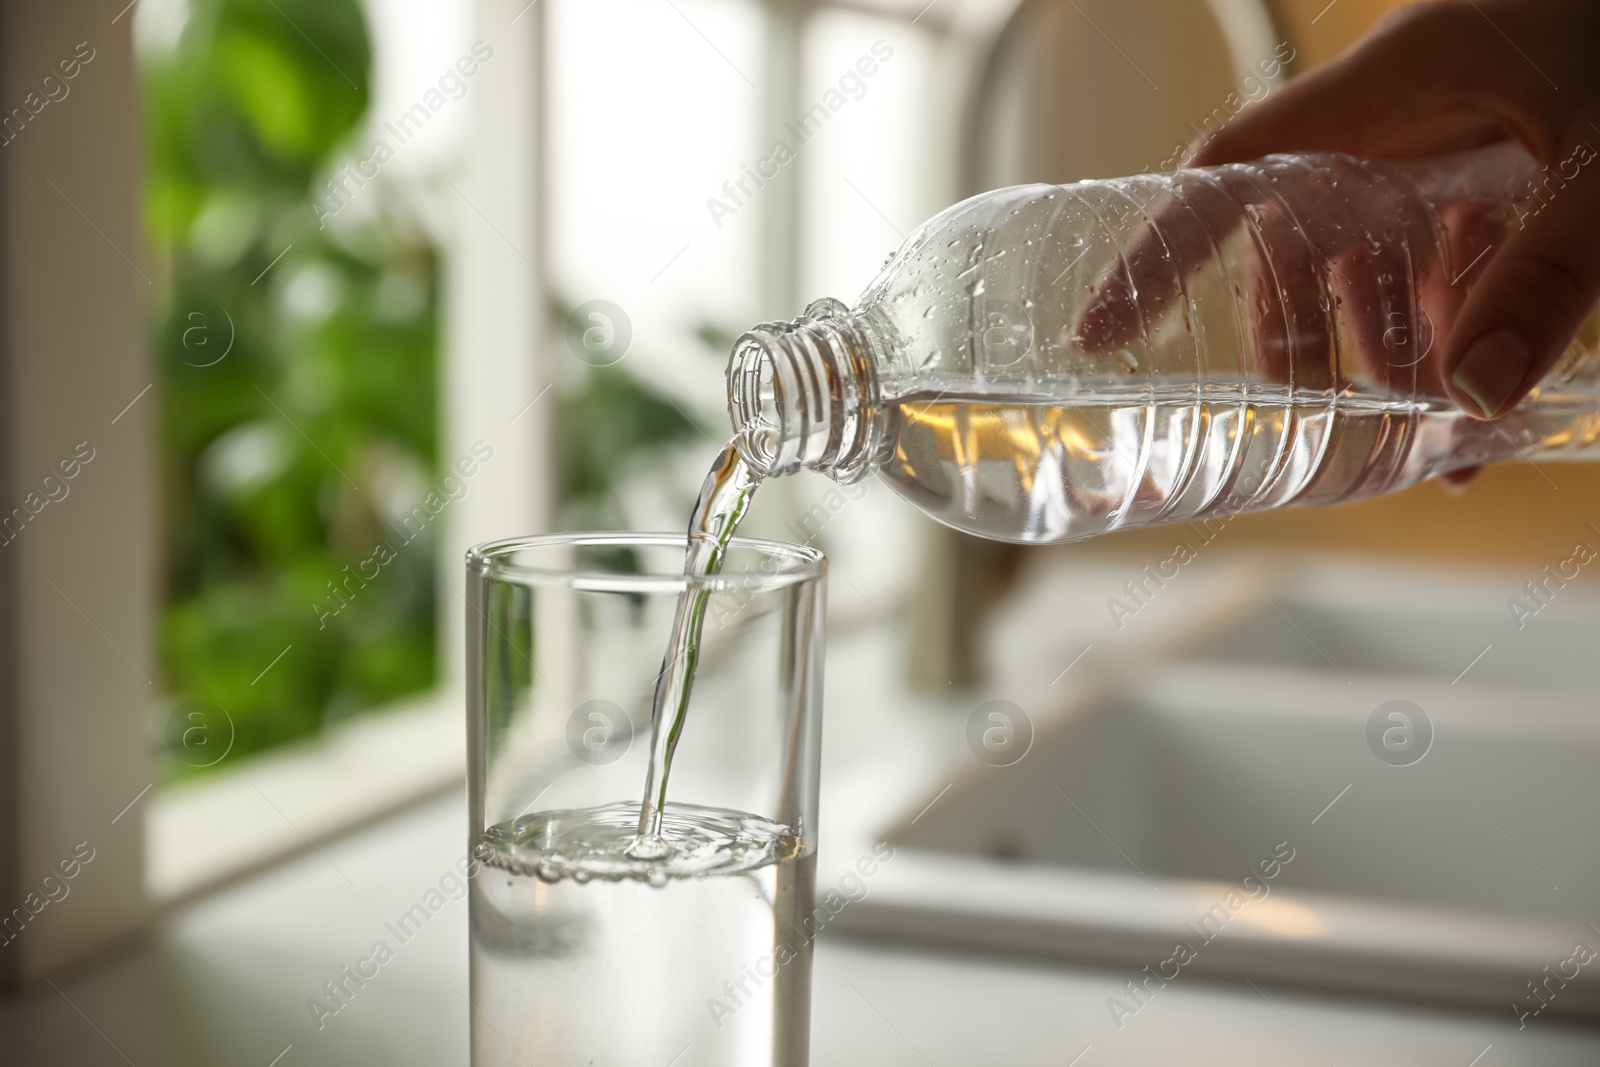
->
[725,300,877,481]
[728,333,785,477]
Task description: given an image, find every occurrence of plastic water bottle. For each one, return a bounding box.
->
[726,143,1600,543]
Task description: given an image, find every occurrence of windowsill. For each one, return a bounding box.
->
[145,692,465,906]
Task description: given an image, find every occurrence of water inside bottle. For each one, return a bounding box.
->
[880,384,1600,543]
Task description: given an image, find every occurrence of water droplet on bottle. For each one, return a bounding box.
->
[647,868,668,888]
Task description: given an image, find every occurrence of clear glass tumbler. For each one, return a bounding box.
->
[465,533,826,1067]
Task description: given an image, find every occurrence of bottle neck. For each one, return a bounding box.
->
[726,297,883,482]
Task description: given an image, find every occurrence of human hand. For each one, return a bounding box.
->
[1073,145,1512,399]
[1182,0,1600,420]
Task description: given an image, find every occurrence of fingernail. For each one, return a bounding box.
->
[1452,328,1533,417]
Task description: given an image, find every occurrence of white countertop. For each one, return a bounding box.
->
[4,794,1596,1065]
[7,554,1598,1064]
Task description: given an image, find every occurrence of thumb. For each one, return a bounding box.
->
[1444,145,1600,419]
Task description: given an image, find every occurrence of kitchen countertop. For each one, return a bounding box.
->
[8,555,1598,1064]
[5,793,1598,1066]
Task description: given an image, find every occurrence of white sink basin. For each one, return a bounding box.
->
[839,570,1600,1019]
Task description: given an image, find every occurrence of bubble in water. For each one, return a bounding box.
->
[478,801,800,886]
[626,836,671,861]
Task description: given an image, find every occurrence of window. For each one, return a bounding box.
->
[136,0,519,901]
[541,0,966,609]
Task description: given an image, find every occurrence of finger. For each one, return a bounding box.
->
[1240,202,1336,390]
[1442,142,1600,419]
[1328,237,1413,388]
[1074,168,1264,352]
[1227,154,1383,390]
[1073,181,1207,352]
[1408,198,1506,393]
[1193,83,1509,167]
[1077,157,1349,388]
[1330,158,1469,392]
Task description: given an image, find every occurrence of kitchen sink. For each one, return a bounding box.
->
[839,566,1600,1018]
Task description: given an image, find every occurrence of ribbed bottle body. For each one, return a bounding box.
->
[845,145,1600,543]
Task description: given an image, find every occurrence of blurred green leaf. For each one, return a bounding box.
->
[147,0,433,780]
[693,321,739,355]
[148,0,732,780]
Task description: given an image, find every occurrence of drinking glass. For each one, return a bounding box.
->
[465,533,825,1067]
